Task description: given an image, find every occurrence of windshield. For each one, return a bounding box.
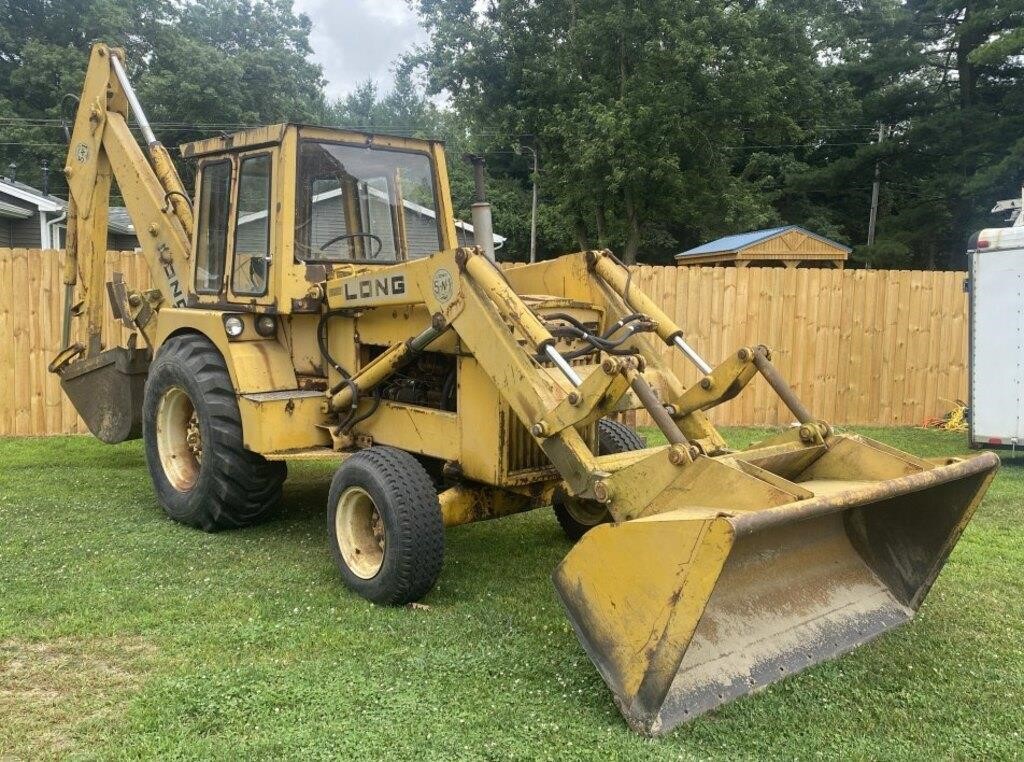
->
[295,141,441,262]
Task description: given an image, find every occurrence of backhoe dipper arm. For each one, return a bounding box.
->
[61,43,193,355]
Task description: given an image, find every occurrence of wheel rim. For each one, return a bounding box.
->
[564,497,609,526]
[336,486,386,579]
[156,386,202,492]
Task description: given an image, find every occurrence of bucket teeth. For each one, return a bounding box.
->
[553,440,998,735]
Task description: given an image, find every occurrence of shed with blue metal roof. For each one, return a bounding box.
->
[675,225,850,268]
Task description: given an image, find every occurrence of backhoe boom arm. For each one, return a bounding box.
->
[62,43,193,353]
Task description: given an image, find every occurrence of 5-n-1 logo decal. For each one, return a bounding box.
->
[432,269,453,303]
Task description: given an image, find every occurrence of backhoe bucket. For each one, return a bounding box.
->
[54,346,150,443]
[553,437,998,736]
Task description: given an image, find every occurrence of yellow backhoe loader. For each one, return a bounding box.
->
[50,44,998,735]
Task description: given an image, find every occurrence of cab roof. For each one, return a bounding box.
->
[179,123,443,159]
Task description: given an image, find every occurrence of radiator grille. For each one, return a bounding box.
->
[507,416,550,473]
[505,414,597,475]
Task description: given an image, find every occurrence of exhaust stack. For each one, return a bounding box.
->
[466,154,495,262]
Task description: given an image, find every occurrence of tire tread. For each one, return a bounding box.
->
[328,447,443,605]
[144,333,285,531]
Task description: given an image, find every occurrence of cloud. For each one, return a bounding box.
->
[294,0,429,100]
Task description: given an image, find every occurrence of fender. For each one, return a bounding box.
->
[154,309,297,393]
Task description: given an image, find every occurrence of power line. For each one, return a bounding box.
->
[0,115,884,133]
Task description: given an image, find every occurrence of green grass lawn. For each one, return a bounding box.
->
[1,427,1021,759]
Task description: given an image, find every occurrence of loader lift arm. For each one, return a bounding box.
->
[323,246,828,507]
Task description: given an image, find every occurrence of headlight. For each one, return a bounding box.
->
[224,315,244,338]
[255,315,276,337]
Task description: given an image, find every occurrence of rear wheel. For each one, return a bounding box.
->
[553,418,646,541]
[327,447,444,605]
[143,334,286,531]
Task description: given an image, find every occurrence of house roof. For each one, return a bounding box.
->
[0,177,65,212]
[676,225,851,258]
[1,176,498,246]
[0,175,137,236]
[400,194,507,247]
[107,207,136,235]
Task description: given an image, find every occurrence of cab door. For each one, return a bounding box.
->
[227,150,276,306]
[190,150,277,308]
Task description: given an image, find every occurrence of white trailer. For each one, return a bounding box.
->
[968,223,1024,449]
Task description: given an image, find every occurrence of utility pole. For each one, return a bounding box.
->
[867,123,888,248]
[516,144,539,263]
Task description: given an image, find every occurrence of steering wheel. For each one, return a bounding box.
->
[320,232,384,259]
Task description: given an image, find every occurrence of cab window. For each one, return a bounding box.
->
[232,154,272,296]
[294,141,441,263]
[195,159,232,294]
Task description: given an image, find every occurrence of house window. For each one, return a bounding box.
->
[195,160,232,294]
[232,154,272,296]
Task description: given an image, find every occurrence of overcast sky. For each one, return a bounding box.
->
[293,0,429,102]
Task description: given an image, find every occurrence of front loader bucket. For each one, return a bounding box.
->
[553,439,998,735]
[54,346,150,443]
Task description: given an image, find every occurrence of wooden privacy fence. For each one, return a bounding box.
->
[0,249,149,437]
[624,264,967,429]
[0,247,969,436]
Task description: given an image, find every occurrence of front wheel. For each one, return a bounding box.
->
[327,447,444,605]
[143,334,286,531]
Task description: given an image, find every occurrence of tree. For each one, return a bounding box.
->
[0,0,324,195]
[325,67,442,137]
[781,0,1024,268]
[411,0,845,263]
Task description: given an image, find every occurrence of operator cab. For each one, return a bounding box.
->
[179,124,456,312]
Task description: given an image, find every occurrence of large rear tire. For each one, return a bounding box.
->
[327,447,444,605]
[553,418,646,541]
[142,333,286,531]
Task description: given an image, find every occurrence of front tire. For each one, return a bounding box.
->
[553,418,646,541]
[327,447,444,605]
[143,334,286,531]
